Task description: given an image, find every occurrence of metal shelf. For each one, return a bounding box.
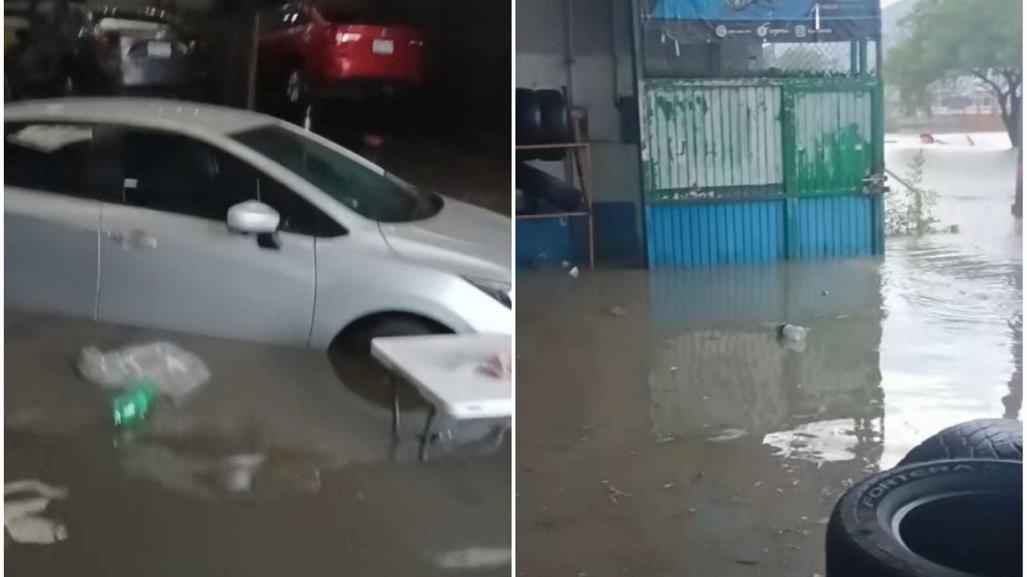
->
[515,135,595,268]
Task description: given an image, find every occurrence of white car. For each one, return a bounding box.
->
[5,98,511,350]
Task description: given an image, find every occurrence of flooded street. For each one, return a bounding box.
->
[5,313,510,576]
[3,121,511,576]
[516,137,1021,576]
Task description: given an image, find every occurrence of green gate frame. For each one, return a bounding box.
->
[630,0,885,264]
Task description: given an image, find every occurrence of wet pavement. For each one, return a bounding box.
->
[516,137,1021,576]
[6,313,510,576]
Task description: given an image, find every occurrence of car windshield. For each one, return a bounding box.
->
[231,125,441,223]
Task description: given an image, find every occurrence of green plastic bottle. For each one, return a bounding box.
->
[112,380,158,427]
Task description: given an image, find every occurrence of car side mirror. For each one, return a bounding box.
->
[227,201,280,234]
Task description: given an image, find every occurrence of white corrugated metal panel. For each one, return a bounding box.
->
[644,80,783,195]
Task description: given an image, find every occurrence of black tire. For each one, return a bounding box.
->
[516,88,543,153]
[898,419,1022,466]
[826,459,1022,577]
[516,161,585,212]
[536,88,569,161]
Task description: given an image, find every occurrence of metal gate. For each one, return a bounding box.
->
[642,77,884,268]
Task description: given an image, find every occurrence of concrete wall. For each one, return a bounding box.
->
[516,0,643,261]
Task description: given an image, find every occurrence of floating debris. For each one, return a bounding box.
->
[776,324,808,352]
[601,481,633,503]
[5,479,69,545]
[706,428,748,443]
[607,306,628,317]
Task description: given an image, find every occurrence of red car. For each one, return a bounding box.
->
[258,1,425,111]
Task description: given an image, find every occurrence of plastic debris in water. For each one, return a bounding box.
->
[79,341,210,403]
[776,323,807,342]
[706,428,748,443]
[776,323,808,352]
[568,266,580,278]
[607,306,628,317]
[5,479,69,545]
[112,380,158,427]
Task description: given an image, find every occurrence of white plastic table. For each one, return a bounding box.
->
[371,334,512,460]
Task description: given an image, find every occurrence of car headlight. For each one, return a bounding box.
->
[465,277,512,309]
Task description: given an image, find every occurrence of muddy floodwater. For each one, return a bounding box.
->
[5,313,510,576]
[516,138,1021,576]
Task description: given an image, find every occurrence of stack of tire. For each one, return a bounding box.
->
[826,419,1022,577]
[516,87,584,215]
[516,88,571,161]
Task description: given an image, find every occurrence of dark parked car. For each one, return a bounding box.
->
[84,5,195,96]
[257,1,425,113]
[5,0,89,98]
[5,1,195,99]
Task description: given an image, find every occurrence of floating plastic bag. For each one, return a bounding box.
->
[78,341,210,401]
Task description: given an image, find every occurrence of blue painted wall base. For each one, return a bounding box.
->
[516,215,589,268]
[645,194,881,268]
[594,202,643,265]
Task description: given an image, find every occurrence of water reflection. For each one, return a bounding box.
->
[518,138,1021,576]
[114,430,324,502]
[648,259,886,469]
[877,140,1022,466]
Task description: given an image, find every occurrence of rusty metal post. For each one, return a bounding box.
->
[246,11,260,111]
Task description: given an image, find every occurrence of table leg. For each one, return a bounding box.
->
[420,406,437,462]
[391,379,401,438]
[491,424,509,451]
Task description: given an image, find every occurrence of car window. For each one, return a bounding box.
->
[115,129,249,219]
[112,127,344,236]
[4,122,97,199]
[231,125,442,223]
[316,2,394,25]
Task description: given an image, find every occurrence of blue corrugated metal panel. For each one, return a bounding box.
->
[646,199,786,268]
[796,195,875,259]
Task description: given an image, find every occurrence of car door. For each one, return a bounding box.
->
[95,125,321,346]
[4,121,104,319]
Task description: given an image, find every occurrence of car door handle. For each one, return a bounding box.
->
[107,230,158,250]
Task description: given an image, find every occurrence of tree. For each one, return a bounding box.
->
[887,0,1022,147]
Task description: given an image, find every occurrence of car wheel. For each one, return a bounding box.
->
[329,316,451,410]
[345,316,449,356]
[826,459,1022,577]
[898,419,1022,466]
